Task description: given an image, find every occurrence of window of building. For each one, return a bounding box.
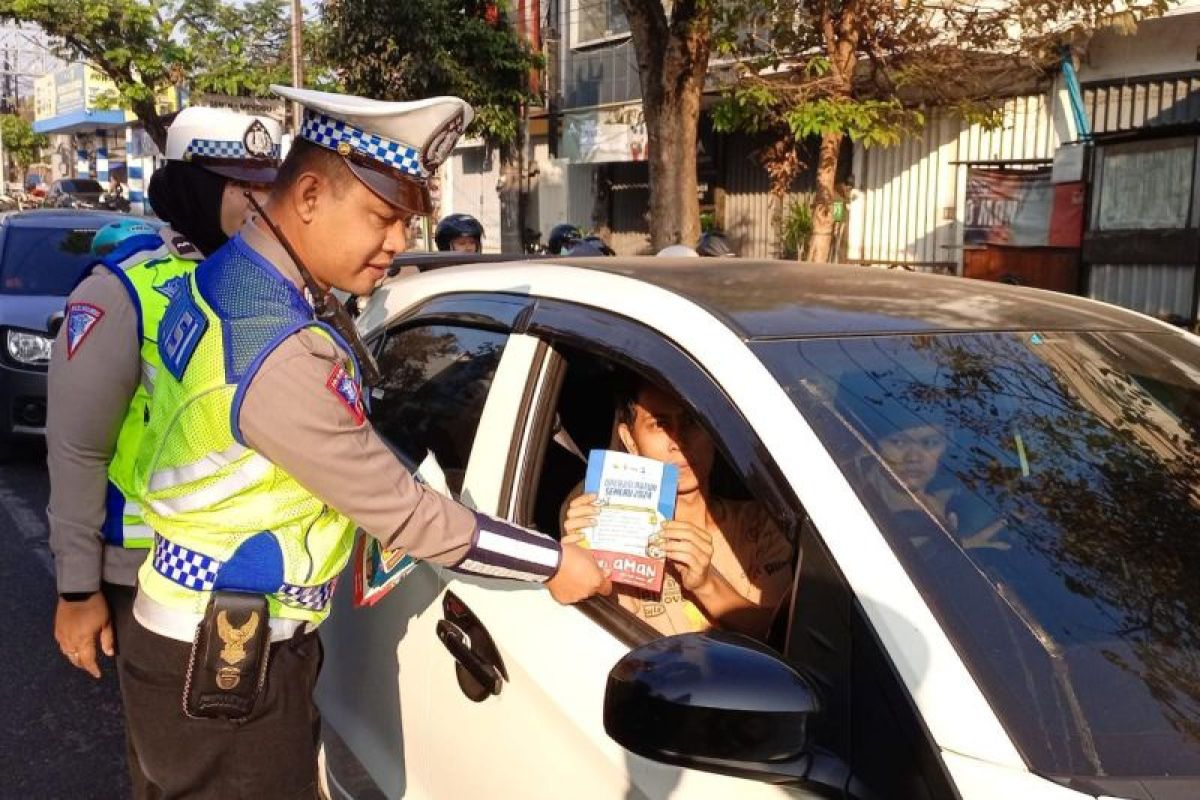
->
[574,0,629,46]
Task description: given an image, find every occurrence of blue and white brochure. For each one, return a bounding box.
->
[582,449,678,592]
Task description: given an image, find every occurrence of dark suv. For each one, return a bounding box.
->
[0,209,160,454]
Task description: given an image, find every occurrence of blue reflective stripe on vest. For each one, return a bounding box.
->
[101,480,126,546]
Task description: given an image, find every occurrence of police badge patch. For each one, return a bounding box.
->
[65,302,104,359]
[154,275,188,302]
[326,363,365,425]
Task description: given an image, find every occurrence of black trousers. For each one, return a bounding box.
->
[117,609,323,800]
[100,582,151,799]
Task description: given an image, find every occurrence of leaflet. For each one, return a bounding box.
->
[353,450,447,607]
[580,449,677,592]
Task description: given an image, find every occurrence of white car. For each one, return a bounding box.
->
[316,257,1200,800]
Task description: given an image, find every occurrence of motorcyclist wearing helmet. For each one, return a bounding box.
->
[435,213,484,253]
[547,223,583,255]
[90,219,158,258]
[697,231,736,258]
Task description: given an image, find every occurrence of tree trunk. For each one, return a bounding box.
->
[131,98,169,154]
[806,130,843,262]
[619,0,711,252]
[644,89,702,251]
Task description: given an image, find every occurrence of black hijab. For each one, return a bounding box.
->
[147,161,229,256]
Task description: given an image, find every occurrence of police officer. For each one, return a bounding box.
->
[121,86,609,797]
[46,107,281,789]
[435,212,484,252]
[547,222,583,254]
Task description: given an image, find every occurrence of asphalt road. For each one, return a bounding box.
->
[0,440,130,800]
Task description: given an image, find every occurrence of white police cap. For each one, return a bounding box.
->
[271,84,473,216]
[164,106,282,184]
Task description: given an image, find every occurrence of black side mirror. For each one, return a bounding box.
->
[46,311,64,338]
[604,631,841,787]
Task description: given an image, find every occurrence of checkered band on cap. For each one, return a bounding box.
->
[184,139,282,161]
[278,580,337,611]
[300,110,424,179]
[153,535,222,592]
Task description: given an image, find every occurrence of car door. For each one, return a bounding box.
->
[417,299,826,799]
[316,295,542,799]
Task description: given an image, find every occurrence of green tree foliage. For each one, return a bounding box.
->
[0,0,321,150]
[323,0,541,150]
[0,0,191,149]
[712,0,1173,261]
[0,114,47,178]
[189,0,340,96]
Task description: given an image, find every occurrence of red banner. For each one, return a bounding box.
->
[965,168,1054,247]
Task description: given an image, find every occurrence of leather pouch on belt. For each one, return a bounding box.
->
[183,591,271,721]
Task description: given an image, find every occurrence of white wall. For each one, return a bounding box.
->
[530,141,572,243]
[1082,8,1200,82]
[441,143,503,252]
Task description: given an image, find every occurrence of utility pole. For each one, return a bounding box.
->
[290,0,304,133]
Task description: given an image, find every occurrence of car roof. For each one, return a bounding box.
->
[0,209,160,229]
[394,257,1165,340]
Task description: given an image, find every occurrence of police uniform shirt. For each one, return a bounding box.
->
[47,228,200,593]
[235,221,516,567]
[47,265,141,591]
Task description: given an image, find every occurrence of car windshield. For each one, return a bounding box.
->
[1,225,99,295]
[61,179,103,194]
[755,330,1200,779]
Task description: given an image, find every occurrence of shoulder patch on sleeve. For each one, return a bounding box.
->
[325,363,365,426]
[167,233,202,261]
[65,302,104,359]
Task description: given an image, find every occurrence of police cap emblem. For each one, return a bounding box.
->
[243,120,275,160]
[421,110,466,172]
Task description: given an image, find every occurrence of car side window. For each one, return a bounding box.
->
[518,344,797,646]
[369,323,508,495]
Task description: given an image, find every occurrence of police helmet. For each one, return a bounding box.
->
[697,231,736,258]
[91,219,157,257]
[547,223,583,255]
[435,213,485,252]
[164,106,283,185]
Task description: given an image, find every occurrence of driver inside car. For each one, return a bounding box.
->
[561,377,794,639]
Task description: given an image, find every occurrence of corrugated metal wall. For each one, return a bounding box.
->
[723,134,823,259]
[1087,264,1197,321]
[1083,72,1200,134]
[607,161,652,254]
[851,94,1061,268]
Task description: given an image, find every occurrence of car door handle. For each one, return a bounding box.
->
[436,619,504,698]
